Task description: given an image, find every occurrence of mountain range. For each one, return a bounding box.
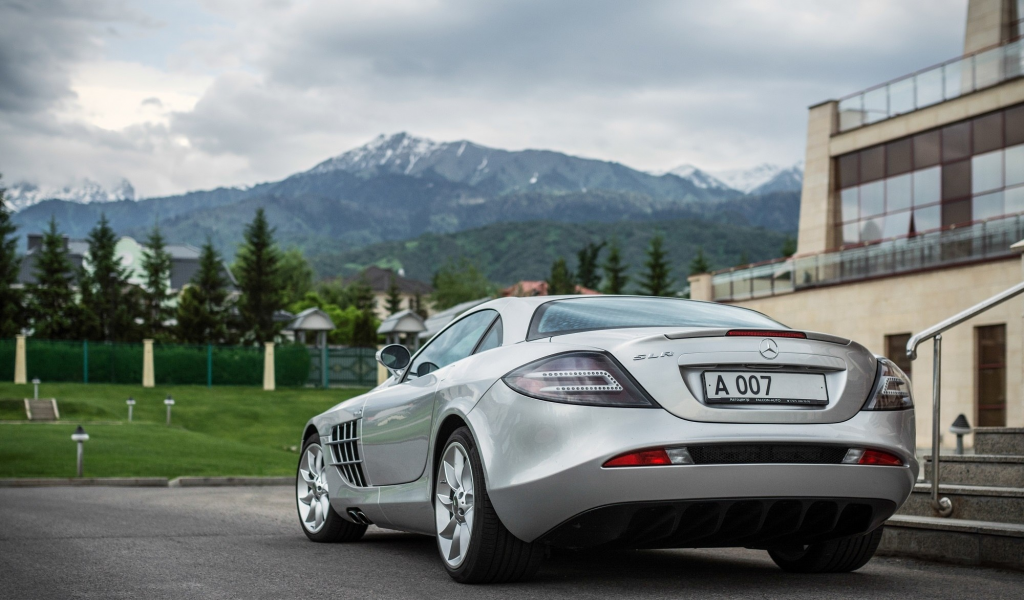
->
[5,178,136,212]
[7,133,802,279]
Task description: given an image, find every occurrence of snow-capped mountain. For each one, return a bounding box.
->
[4,178,136,212]
[663,161,804,195]
[662,165,733,191]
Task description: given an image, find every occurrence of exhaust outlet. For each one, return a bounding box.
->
[346,508,373,525]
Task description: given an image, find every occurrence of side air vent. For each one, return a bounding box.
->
[327,420,368,487]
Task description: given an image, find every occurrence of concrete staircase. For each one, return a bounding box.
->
[24,399,59,421]
[879,428,1024,570]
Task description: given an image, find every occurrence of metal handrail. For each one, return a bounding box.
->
[906,278,1024,517]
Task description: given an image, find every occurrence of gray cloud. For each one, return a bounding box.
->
[0,0,969,196]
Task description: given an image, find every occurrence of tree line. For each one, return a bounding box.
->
[0,178,380,347]
[545,234,713,297]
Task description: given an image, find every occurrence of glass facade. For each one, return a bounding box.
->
[835,103,1024,248]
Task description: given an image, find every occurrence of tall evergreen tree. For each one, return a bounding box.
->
[235,208,285,343]
[28,218,77,339]
[547,257,576,295]
[81,215,138,341]
[386,273,403,315]
[601,239,629,295]
[575,241,606,290]
[430,257,494,310]
[140,225,174,339]
[638,234,675,297]
[0,177,24,338]
[177,239,232,344]
[689,247,711,275]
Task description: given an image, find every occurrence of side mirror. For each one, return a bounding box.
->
[376,344,411,377]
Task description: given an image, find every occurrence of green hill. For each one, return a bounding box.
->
[310,217,790,290]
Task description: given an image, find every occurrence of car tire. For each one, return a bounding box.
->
[767,526,885,573]
[297,433,367,543]
[435,427,544,584]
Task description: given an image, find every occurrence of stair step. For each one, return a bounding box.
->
[898,483,1024,524]
[922,454,1024,487]
[975,427,1024,456]
[880,515,1024,570]
[25,399,59,421]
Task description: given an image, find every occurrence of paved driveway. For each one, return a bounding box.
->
[1,486,1021,599]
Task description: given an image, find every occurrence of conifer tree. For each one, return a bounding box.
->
[348,274,379,347]
[177,239,231,344]
[689,247,711,275]
[547,257,576,295]
[140,225,173,339]
[575,241,606,290]
[386,273,403,315]
[235,208,284,343]
[601,239,629,295]
[638,234,675,297]
[781,236,797,258]
[28,218,77,339]
[82,215,138,341]
[0,177,23,338]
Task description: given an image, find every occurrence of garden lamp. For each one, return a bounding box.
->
[164,395,175,426]
[126,397,136,422]
[71,425,89,477]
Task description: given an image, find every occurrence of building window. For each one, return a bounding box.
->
[885,333,912,380]
[976,324,1007,427]
[834,102,1024,248]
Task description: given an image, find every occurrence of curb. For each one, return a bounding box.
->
[0,477,169,488]
[169,476,293,487]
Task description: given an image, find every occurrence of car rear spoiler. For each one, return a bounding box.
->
[663,328,851,345]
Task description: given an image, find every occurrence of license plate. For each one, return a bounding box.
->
[702,371,828,406]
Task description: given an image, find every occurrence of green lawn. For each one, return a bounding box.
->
[0,382,368,478]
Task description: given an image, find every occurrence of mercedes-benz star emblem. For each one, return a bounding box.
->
[759,338,779,360]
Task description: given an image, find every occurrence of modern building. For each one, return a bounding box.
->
[18,234,235,293]
[690,0,1024,448]
[344,265,433,320]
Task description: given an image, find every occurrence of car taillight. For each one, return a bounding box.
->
[842,448,903,466]
[726,330,806,338]
[862,357,914,411]
[502,351,655,407]
[603,447,694,467]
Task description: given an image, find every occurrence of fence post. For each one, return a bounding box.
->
[142,339,155,388]
[321,344,328,389]
[263,342,275,391]
[83,340,88,384]
[207,344,213,388]
[14,334,26,384]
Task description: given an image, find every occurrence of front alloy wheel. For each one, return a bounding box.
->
[296,434,366,543]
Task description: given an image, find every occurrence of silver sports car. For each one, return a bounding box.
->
[296,296,917,583]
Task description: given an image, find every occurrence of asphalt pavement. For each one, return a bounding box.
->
[1,486,1021,599]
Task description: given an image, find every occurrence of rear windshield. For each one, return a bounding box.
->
[528,297,784,339]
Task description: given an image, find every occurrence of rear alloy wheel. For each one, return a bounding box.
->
[434,427,543,583]
[296,434,366,543]
[768,526,885,573]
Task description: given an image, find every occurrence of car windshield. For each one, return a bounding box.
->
[528,297,784,339]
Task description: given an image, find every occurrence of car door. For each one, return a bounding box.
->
[360,310,499,486]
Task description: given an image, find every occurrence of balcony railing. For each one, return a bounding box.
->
[838,39,1024,133]
[711,214,1024,302]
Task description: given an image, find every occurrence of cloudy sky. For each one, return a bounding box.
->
[0,0,966,198]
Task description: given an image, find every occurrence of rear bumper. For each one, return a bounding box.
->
[539,497,897,549]
[467,383,918,543]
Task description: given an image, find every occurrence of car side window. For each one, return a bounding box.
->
[407,310,497,379]
[473,317,502,354]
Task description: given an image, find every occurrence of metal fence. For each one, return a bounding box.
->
[307,347,378,388]
[838,38,1024,133]
[712,215,1024,302]
[0,339,310,387]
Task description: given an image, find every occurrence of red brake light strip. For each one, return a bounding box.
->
[726,330,807,339]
